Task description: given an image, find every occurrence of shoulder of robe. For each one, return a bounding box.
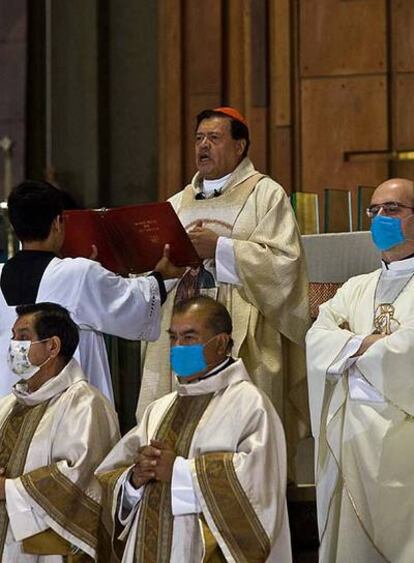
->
[58,379,115,413]
[54,256,96,275]
[250,176,290,204]
[223,379,273,412]
[168,189,185,208]
[339,269,382,293]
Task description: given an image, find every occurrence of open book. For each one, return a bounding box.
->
[60,202,201,275]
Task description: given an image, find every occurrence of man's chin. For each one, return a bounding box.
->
[197,162,215,177]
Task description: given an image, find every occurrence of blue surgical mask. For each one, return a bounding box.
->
[370,215,405,251]
[170,335,217,378]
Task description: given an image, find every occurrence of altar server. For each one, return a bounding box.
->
[0,180,182,400]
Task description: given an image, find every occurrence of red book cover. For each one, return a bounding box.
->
[60,202,201,275]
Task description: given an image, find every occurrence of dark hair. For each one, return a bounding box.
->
[8,180,64,241]
[173,295,233,349]
[195,109,250,158]
[15,302,79,362]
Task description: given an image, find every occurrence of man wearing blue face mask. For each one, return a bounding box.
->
[96,295,292,562]
[306,177,414,563]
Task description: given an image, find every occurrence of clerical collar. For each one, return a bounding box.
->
[177,357,233,385]
[381,254,414,272]
[199,172,233,199]
[176,357,249,396]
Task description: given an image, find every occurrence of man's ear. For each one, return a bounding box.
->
[236,138,247,156]
[47,336,61,359]
[216,333,230,355]
[55,214,65,233]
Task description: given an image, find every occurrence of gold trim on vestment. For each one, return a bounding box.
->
[195,452,270,563]
[134,394,214,563]
[200,514,227,562]
[96,467,129,562]
[21,464,100,549]
[0,401,49,557]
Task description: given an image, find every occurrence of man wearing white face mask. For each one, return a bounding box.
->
[307,177,414,563]
[0,302,120,562]
[96,296,292,562]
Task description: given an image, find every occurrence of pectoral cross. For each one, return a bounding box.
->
[374,304,400,335]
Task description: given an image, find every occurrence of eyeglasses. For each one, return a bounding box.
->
[366,201,414,218]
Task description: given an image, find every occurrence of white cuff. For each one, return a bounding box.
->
[348,367,385,403]
[215,237,241,286]
[171,456,201,516]
[118,471,144,523]
[5,478,48,541]
[326,335,364,380]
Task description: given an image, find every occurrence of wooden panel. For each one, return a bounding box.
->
[300,0,386,77]
[390,160,414,181]
[357,185,375,231]
[248,106,268,174]
[250,0,268,107]
[301,75,389,225]
[394,74,414,150]
[271,125,292,193]
[269,0,291,127]
[183,0,223,181]
[184,1,222,94]
[158,0,183,200]
[269,0,291,184]
[225,0,247,111]
[392,0,414,72]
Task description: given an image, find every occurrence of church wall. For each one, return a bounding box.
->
[0,0,26,200]
[158,0,414,231]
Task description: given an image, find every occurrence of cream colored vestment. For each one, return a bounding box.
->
[97,359,292,563]
[307,266,414,563]
[139,158,310,465]
[0,358,120,562]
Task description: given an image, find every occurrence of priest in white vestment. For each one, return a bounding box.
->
[139,107,310,472]
[307,178,414,562]
[0,180,183,401]
[97,296,291,562]
[0,302,120,562]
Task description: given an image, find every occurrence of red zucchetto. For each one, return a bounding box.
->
[213,107,248,127]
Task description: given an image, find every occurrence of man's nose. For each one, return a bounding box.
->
[200,136,210,147]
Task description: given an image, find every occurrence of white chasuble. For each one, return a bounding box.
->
[0,256,161,401]
[139,158,310,473]
[97,359,292,563]
[0,359,120,562]
[307,266,414,563]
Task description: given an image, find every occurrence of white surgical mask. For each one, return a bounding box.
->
[7,339,51,379]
